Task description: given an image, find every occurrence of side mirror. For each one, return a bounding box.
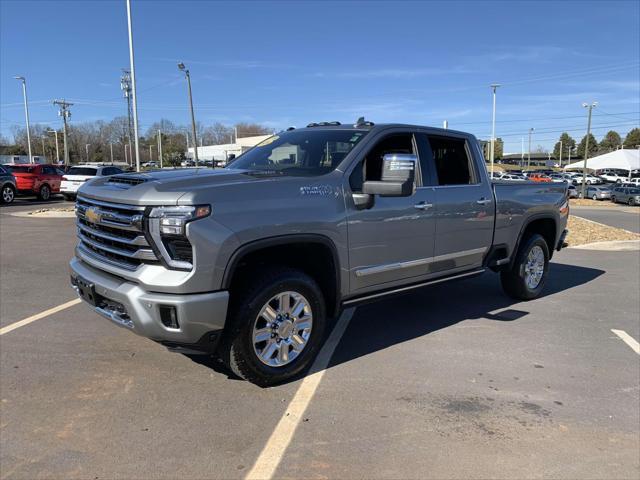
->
[362,153,417,197]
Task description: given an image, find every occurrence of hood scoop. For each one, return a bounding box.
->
[107,175,149,187]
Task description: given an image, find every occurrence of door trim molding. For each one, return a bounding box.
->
[354,247,487,277]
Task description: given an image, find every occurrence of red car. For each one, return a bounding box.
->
[4,164,63,200]
[528,173,553,183]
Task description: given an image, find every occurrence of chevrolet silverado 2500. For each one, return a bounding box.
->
[70,121,569,386]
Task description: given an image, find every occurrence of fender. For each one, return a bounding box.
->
[221,233,342,316]
[509,213,559,268]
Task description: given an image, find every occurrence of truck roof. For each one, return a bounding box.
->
[294,122,473,138]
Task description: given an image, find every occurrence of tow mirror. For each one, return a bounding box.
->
[362,153,417,197]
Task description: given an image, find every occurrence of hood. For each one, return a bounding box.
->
[77,167,293,206]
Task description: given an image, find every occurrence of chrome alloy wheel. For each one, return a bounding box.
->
[252,291,313,367]
[524,245,545,289]
[2,186,14,203]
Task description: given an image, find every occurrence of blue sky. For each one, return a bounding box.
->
[1,0,639,153]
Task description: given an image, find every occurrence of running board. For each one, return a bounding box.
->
[342,269,485,307]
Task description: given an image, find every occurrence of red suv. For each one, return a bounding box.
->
[4,164,63,200]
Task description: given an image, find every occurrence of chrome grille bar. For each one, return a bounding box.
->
[75,195,158,269]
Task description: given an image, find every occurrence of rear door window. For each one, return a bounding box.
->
[67,167,98,176]
[427,136,476,185]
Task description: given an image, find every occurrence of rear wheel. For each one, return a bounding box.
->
[611,196,617,203]
[501,234,549,301]
[62,193,75,201]
[38,184,51,201]
[592,194,598,201]
[219,268,327,386]
[629,198,635,206]
[1,184,15,204]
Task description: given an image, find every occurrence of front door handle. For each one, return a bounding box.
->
[476,198,492,205]
[414,202,433,210]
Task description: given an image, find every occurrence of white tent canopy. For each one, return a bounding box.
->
[563,149,640,172]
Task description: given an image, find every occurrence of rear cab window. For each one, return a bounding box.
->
[421,135,477,186]
[67,167,98,176]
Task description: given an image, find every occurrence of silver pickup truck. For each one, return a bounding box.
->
[70,120,569,385]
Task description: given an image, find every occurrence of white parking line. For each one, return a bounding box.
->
[0,299,81,336]
[611,329,640,354]
[245,307,356,480]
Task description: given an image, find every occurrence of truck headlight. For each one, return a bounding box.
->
[147,205,210,270]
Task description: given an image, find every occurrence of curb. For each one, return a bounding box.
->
[569,240,640,251]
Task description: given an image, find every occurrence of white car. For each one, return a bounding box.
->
[571,174,603,185]
[60,165,123,200]
[499,173,526,181]
[599,172,628,183]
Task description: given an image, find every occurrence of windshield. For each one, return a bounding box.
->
[67,167,97,176]
[226,129,368,176]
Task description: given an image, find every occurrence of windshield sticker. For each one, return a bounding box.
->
[389,160,415,171]
[300,185,335,197]
[257,135,279,147]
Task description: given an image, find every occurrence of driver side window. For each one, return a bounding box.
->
[349,134,416,192]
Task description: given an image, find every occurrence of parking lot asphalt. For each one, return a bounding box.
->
[571,205,640,233]
[1,202,639,480]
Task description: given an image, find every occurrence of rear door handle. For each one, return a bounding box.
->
[414,202,433,210]
[476,198,492,205]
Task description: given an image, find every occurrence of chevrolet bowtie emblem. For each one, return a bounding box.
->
[85,207,101,224]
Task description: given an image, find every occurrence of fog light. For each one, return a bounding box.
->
[159,305,179,329]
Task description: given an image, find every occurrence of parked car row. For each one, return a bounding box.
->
[0,163,125,204]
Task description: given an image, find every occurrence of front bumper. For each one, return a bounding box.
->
[60,181,82,193]
[70,256,229,353]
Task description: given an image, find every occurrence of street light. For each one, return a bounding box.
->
[489,84,500,176]
[580,102,597,197]
[46,129,60,163]
[14,76,33,163]
[527,128,534,170]
[178,61,200,167]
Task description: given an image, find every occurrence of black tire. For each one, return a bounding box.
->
[500,233,550,301]
[38,184,51,201]
[218,268,327,387]
[629,198,634,206]
[592,194,598,201]
[62,193,75,202]
[1,184,15,204]
[611,196,617,204]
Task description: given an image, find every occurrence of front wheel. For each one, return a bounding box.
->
[629,198,635,206]
[1,184,15,204]
[611,196,617,203]
[501,234,550,301]
[219,268,327,386]
[38,184,51,201]
[592,194,598,201]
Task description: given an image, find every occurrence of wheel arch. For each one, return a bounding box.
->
[510,215,558,268]
[222,234,342,318]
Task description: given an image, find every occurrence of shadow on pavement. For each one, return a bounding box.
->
[189,262,604,385]
[328,262,604,369]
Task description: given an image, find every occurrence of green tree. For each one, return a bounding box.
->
[623,128,640,148]
[598,130,622,153]
[577,133,598,158]
[553,132,576,163]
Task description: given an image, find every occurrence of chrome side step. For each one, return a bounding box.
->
[342,269,485,306]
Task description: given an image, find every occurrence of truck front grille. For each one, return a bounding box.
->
[76,196,158,270]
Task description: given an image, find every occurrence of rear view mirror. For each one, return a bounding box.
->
[362,153,416,197]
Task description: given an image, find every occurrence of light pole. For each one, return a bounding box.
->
[53,99,72,165]
[489,84,500,176]
[110,143,114,163]
[178,62,200,166]
[157,129,163,168]
[85,144,91,163]
[559,140,563,167]
[527,128,534,170]
[41,136,46,158]
[149,144,154,162]
[580,102,597,198]
[46,129,59,163]
[14,76,33,163]
[126,0,141,172]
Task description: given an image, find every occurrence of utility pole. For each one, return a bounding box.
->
[125,143,129,165]
[47,129,59,163]
[580,102,597,198]
[177,62,200,166]
[559,140,563,167]
[85,144,91,163]
[521,137,524,168]
[149,145,153,162]
[14,76,33,163]
[110,143,114,163]
[41,136,46,157]
[527,128,534,170]
[120,69,133,167]
[53,99,72,165]
[489,84,500,176]
[157,129,163,168]
[126,0,141,172]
